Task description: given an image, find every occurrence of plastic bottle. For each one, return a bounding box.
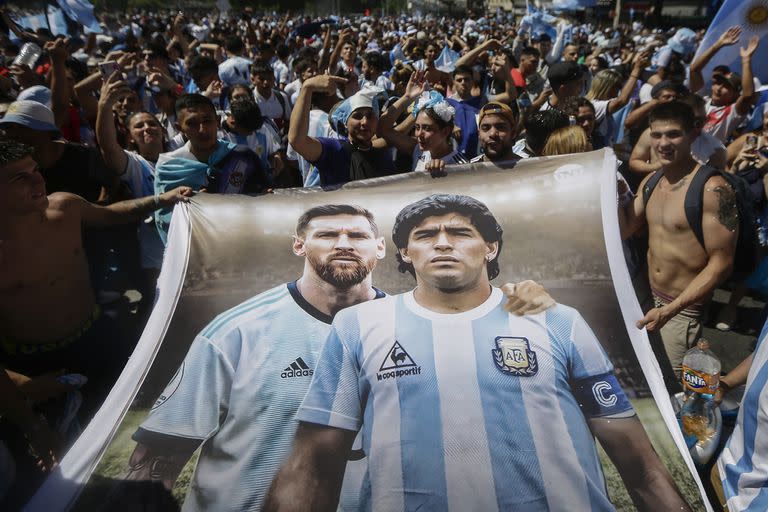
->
[681,339,721,442]
[13,42,42,69]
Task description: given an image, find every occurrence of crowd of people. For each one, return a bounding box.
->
[1,3,767,511]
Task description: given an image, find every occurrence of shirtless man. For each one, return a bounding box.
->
[0,138,192,466]
[619,101,738,377]
[422,42,452,96]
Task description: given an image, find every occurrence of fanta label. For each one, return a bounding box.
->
[682,365,718,394]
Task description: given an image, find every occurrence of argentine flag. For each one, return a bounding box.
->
[694,0,768,84]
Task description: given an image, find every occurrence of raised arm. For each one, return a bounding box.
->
[95,72,130,175]
[607,49,650,114]
[288,74,347,163]
[325,28,353,74]
[624,98,659,131]
[377,70,427,155]
[455,38,502,69]
[263,422,356,512]
[638,175,738,331]
[688,26,741,95]
[45,39,71,129]
[53,188,193,228]
[590,416,691,511]
[487,55,517,104]
[546,22,567,65]
[0,7,47,46]
[735,36,759,116]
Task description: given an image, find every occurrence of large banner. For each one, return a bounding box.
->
[28,149,710,511]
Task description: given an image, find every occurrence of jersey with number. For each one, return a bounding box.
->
[718,320,768,511]
[134,282,381,512]
[299,287,634,512]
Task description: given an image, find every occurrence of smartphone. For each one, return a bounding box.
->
[746,134,758,151]
[98,61,120,79]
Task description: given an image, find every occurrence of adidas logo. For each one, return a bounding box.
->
[281,357,314,378]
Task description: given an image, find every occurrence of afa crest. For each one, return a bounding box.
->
[493,336,538,377]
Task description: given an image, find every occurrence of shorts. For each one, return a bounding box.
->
[0,304,132,417]
[652,289,704,377]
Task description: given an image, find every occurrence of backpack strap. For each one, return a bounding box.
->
[684,164,720,249]
[642,170,664,206]
[273,88,286,119]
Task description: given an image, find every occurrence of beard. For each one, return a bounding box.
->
[308,251,376,289]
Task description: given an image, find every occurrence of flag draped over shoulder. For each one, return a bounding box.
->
[693,0,768,84]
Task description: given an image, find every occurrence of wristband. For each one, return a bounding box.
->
[172,84,184,97]
[154,194,160,207]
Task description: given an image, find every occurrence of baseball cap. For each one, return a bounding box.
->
[713,72,742,92]
[547,61,583,89]
[478,102,517,127]
[0,100,59,132]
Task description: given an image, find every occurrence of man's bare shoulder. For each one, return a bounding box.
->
[47,191,84,204]
[46,192,87,216]
[702,174,739,233]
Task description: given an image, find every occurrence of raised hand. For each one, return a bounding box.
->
[303,74,348,95]
[740,35,760,59]
[716,26,741,48]
[44,38,69,64]
[404,69,428,100]
[98,70,131,109]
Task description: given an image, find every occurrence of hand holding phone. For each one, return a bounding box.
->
[98,61,120,80]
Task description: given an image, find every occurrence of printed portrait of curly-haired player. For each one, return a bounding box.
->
[265,194,693,512]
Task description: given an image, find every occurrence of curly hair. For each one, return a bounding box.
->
[392,194,503,280]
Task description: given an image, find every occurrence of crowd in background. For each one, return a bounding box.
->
[1,3,768,510]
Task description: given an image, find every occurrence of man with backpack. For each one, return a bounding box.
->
[619,101,741,379]
[252,62,291,137]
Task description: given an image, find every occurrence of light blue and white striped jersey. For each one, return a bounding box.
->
[299,287,633,512]
[135,282,382,512]
[718,319,768,511]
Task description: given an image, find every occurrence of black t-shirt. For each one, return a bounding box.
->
[41,143,114,202]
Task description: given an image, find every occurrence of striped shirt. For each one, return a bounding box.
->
[412,146,468,172]
[718,320,768,511]
[299,287,633,511]
[135,282,382,511]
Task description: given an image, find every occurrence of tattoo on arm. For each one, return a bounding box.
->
[712,185,739,232]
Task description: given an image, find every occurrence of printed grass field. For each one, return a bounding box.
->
[76,399,705,511]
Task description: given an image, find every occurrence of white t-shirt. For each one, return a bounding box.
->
[254,89,292,131]
[284,78,302,103]
[273,59,290,86]
[703,98,746,143]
